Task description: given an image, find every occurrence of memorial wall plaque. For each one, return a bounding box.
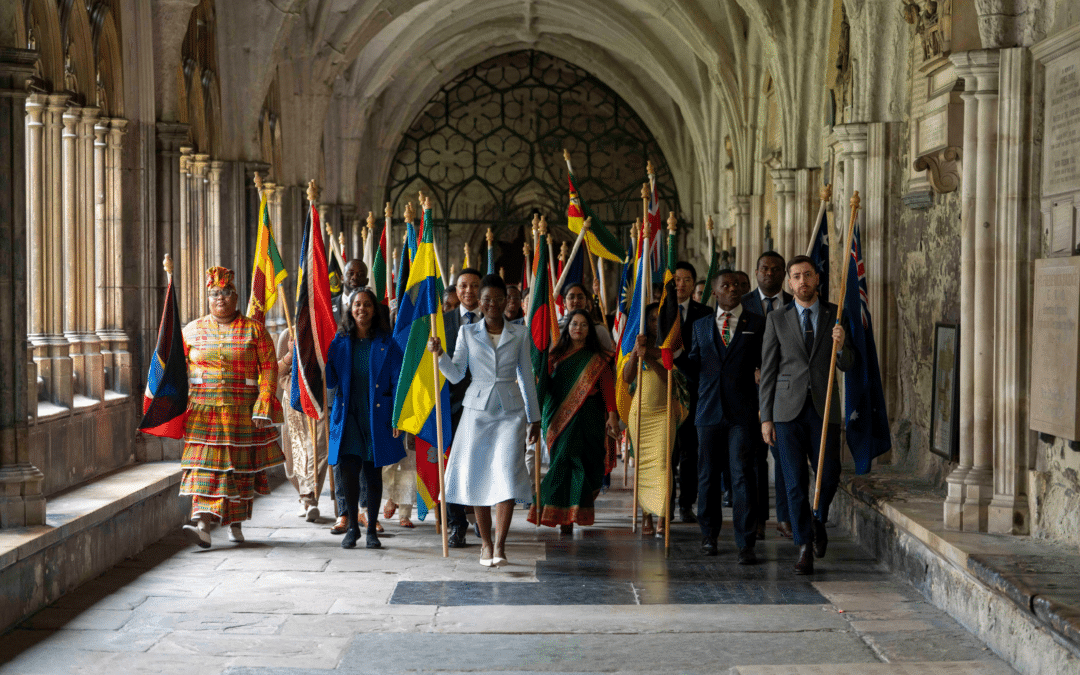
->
[1029,257,1080,440]
[1034,24,1080,257]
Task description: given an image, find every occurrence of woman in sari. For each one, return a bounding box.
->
[530,310,619,533]
[622,303,688,536]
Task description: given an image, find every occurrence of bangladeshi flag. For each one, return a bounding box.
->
[527,230,560,380]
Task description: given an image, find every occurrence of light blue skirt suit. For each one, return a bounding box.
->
[438,320,540,506]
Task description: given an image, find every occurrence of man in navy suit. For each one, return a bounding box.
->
[672,261,713,523]
[687,271,764,563]
[760,255,854,575]
[741,251,794,540]
[442,267,483,547]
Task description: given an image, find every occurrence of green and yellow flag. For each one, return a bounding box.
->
[247,192,288,324]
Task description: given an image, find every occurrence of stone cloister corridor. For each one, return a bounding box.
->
[1,1,1080,674]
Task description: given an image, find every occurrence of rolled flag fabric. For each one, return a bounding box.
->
[139,273,188,438]
[290,203,337,419]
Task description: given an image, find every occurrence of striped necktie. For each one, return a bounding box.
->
[720,312,731,347]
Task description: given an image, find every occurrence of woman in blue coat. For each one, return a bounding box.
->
[326,288,405,549]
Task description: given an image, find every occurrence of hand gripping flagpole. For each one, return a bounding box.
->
[664,211,677,558]
[424,195,450,558]
[805,184,833,258]
[812,191,860,521]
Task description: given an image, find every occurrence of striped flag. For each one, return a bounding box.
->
[392,204,453,449]
[290,203,337,419]
[615,227,649,420]
[139,271,188,438]
[246,193,288,324]
[655,222,682,369]
[527,231,560,380]
[373,224,389,304]
[567,169,626,263]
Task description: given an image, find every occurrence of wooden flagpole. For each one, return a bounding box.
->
[623,217,639,489]
[553,218,590,296]
[543,216,556,289]
[633,184,650,533]
[529,214,540,291]
[420,195,450,558]
[663,211,677,557]
[812,191,860,518]
[532,218,549,523]
[805,184,833,258]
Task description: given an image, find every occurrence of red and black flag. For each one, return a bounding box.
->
[139,269,188,438]
[655,217,682,370]
[290,201,337,419]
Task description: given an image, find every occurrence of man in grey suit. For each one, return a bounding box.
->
[741,252,794,540]
[759,255,854,575]
[442,268,483,547]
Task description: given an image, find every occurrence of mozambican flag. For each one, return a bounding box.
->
[139,272,188,438]
[290,202,337,419]
[567,171,626,264]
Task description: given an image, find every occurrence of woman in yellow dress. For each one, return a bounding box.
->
[622,303,687,536]
[180,267,284,548]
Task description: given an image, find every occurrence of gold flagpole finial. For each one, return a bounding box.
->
[559,241,569,260]
[338,232,345,252]
[499,266,505,279]
[306,179,319,203]
[450,263,456,277]
[423,195,432,211]
[563,148,571,162]
[531,213,540,230]
[706,215,714,232]
[539,215,548,236]
[253,172,264,194]
[486,228,494,247]
[384,202,393,219]
[464,243,470,258]
[640,182,649,200]
[163,254,173,276]
[667,211,678,233]
[325,221,333,237]
[366,211,375,229]
[821,183,833,202]
[632,217,640,239]
[646,160,655,175]
[850,190,861,211]
[417,190,426,208]
[523,241,531,256]
[404,201,415,222]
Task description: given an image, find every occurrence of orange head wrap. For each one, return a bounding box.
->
[205,266,236,290]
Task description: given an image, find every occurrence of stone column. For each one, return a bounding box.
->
[40,94,71,407]
[339,205,358,261]
[208,160,224,270]
[93,120,108,359]
[62,107,81,387]
[25,95,46,371]
[988,47,1033,535]
[178,147,193,323]
[731,195,752,274]
[770,169,796,259]
[155,124,187,324]
[106,119,130,393]
[78,107,103,401]
[0,48,45,527]
[949,50,1000,533]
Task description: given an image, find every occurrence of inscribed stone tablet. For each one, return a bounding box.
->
[1029,258,1080,439]
[1044,53,1080,197]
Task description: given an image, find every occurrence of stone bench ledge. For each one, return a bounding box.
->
[0,462,183,572]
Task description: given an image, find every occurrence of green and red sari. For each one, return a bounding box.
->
[528,348,614,527]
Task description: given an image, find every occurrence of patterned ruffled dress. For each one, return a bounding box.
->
[180,314,285,524]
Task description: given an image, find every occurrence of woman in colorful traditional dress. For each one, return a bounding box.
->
[529,309,619,534]
[325,288,405,549]
[427,274,541,567]
[180,267,284,549]
[622,303,688,537]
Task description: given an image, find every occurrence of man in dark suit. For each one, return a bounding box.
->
[760,255,854,575]
[672,261,713,522]
[687,272,764,563]
[741,251,794,540]
[442,267,483,547]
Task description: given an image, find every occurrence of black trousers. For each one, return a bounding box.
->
[697,422,756,549]
[338,455,382,535]
[774,399,841,546]
[672,413,699,512]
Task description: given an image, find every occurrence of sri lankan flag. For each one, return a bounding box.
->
[290,202,337,419]
[655,220,682,370]
[247,192,287,324]
[567,170,626,263]
[139,271,187,438]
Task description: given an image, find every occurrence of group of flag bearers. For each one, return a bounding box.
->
[140,158,890,573]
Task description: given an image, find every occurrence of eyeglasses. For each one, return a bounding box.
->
[208,289,235,299]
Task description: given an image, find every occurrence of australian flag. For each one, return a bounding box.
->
[139,273,188,438]
[844,223,891,474]
[809,209,829,304]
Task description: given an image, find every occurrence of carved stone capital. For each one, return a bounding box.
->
[913,146,962,194]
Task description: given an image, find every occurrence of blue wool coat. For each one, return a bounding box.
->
[325,331,406,467]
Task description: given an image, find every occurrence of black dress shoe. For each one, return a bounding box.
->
[812,518,828,558]
[737,546,757,565]
[366,532,382,549]
[794,544,814,575]
[722,491,732,508]
[447,526,467,548]
[680,508,698,524]
[341,528,360,549]
[701,537,718,556]
[776,521,793,538]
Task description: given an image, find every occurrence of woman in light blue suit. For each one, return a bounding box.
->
[428,274,541,567]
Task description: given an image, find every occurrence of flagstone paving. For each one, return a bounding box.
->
[0,476,1019,674]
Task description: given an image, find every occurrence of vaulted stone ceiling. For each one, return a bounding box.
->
[208,0,837,242]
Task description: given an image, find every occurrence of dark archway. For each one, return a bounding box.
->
[385,50,680,280]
